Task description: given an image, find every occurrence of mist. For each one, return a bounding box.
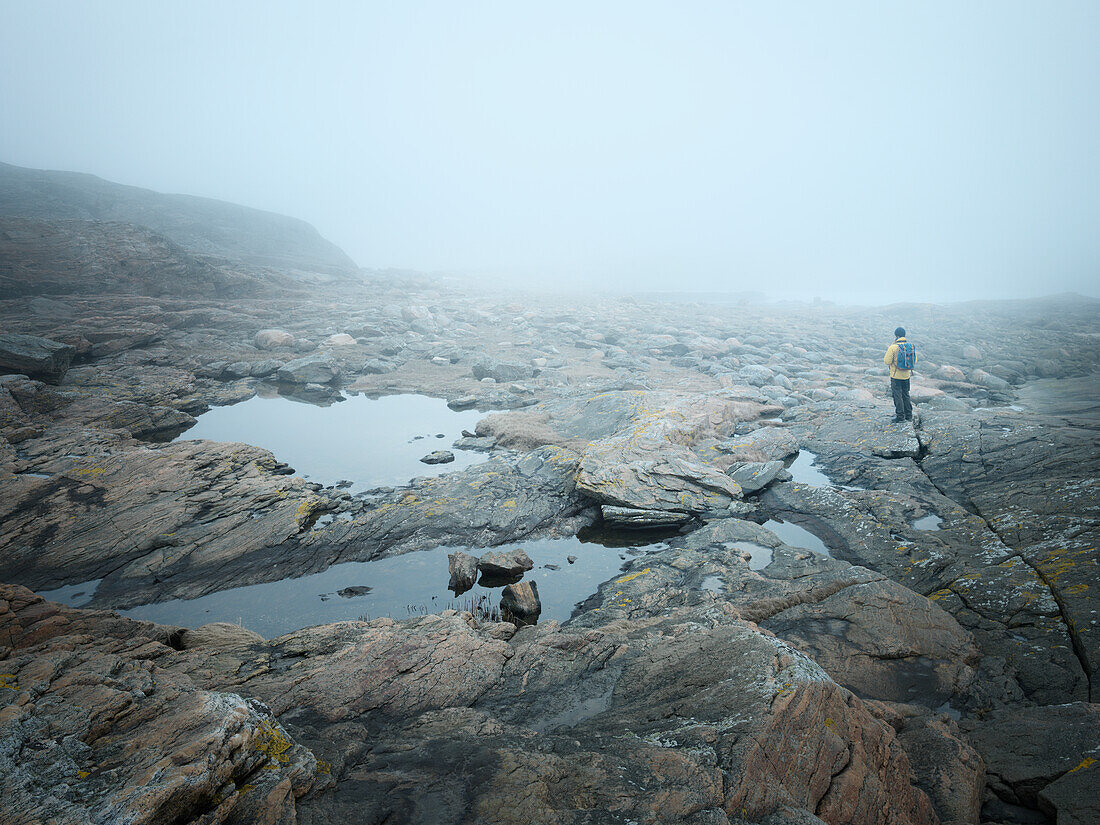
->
[2,0,1098,302]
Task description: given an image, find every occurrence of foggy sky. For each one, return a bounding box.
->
[2,1,1098,302]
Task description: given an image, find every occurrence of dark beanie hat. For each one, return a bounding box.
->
[894,327,906,338]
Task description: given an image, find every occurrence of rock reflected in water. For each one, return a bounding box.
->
[113,536,668,638]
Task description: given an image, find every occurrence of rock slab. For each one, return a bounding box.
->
[0,333,75,383]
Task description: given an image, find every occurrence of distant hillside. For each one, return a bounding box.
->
[0,162,358,276]
[0,217,269,298]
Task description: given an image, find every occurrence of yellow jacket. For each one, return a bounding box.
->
[884,337,915,379]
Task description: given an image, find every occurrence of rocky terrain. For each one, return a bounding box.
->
[1,170,1098,824]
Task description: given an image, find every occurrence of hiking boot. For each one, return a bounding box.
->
[891,417,905,423]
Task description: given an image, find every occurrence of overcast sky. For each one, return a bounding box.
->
[2,1,1098,302]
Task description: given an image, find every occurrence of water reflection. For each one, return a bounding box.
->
[786,450,834,488]
[732,541,774,570]
[38,579,102,607]
[116,536,667,638]
[177,393,488,492]
[761,518,832,557]
[912,514,943,531]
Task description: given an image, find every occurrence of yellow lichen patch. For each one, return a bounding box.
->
[1063,583,1089,596]
[316,758,332,774]
[254,719,293,765]
[294,498,321,526]
[616,568,651,585]
[77,770,90,779]
[0,674,18,690]
[928,589,952,602]
[72,467,106,476]
[1037,554,1078,582]
[1068,757,1095,773]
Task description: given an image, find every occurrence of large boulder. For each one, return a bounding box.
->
[471,357,537,383]
[0,333,75,383]
[277,354,341,384]
[721,426,800,462]
[254,328,295,349]
[727,459,786,493]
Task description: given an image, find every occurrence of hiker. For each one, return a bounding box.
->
[884,326,916,423]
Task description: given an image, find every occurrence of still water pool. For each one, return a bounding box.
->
[48,536,668,639]
[178,392,487,492]
[761,518,832,557]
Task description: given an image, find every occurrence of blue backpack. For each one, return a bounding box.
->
[896,341,916,370]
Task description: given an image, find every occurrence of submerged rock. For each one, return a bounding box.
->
[337,585,372,598]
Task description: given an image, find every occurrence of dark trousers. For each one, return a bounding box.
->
[891,377,912,420]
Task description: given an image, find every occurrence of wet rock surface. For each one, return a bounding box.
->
[1,184,1098,823]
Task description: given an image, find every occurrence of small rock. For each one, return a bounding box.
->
[448,551,480,593]
[326,333,357,346]
[420,450,455,465]
[500,580,541,625]
[567,555,577,564]
[478,549,534,578]
[337,586,372,598]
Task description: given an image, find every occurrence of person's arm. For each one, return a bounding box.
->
[884,344,897,367]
